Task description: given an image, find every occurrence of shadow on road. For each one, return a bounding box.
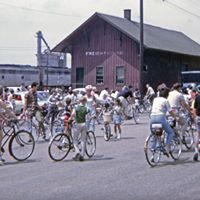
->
[153,157,197,168]
[121,136,136,140]
[62,155,114,163]
[85,155,114,162]
[2,159,40,166]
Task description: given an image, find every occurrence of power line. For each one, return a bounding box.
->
[162,0,200,19]
[0,1,86,18]
[0,48,33,52]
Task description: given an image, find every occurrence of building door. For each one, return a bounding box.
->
[76,67,84,88]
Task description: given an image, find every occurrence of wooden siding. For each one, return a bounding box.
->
[71,18,139,90]
[143,50,200,91]
[70,16,200,92]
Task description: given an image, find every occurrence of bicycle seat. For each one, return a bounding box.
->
[151,123,162,129]
[151,123,163,136]
[8,119,18,127]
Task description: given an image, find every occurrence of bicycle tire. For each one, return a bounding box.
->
[48,133,71,161]
[144,134,162,167]
[85,131,96,158]
[170,134,182,160]
[9,130,35,161]
[182,127,194,150]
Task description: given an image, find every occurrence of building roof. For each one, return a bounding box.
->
[53,12,200,57]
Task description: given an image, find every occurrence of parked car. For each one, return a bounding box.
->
[72,88,86,98]
[14,91,49,115]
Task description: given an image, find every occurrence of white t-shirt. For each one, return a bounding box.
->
[151,97,172,115]
[99,89,109,100]
[167,90,185,108]
[147,86,155,96]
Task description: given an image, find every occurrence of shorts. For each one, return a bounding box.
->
[113,114,122,125]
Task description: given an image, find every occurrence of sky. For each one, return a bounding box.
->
[0,0,200,66]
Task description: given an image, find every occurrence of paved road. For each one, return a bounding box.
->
[1,114,199,200]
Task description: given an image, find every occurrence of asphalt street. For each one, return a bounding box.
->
[0,114,199,200]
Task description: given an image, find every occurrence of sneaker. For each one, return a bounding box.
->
[42,134,48,141]
[193,153,198,161]
[72,153,80,161]
[113,133,117,139]
[104,133,108,141]
[162,146,169,157]
[79,155,84,161]
[117,133,121,139]
[150,156,155,163]
[0,156,5,165]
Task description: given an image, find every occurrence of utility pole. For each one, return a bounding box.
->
[139,0,144,94]
[37,31,43,90]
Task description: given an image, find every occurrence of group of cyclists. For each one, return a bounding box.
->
[0,80,200,164]
[149,82,200,162]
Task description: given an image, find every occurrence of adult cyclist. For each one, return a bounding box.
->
[118,85,135,119]
[167,83,191,143]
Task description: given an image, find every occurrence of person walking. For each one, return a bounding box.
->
[71,96,89,161]
[113,98,123,139]
[192,92,200,161]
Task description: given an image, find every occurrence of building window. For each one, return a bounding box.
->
[96,66,104,85]
[2,75,4,79]
[21,76,24,80]
[116,66,125,85]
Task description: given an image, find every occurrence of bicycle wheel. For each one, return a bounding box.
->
[9,130,35,161]
[145,101,152,113]
[85,131,96,158]
[170,134,182,160]
[48,133,71,161]
[182,127,194,150]
[144,134,162,167]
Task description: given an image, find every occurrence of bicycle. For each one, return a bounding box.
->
[1,119,35,161]
[127,101,140,124]
[176,110,194,150]
[135,98,151,114]
[48,120,96,162]
[144,118,182,167]
[19,110,50,142]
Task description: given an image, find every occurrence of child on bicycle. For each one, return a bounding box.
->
[113,98,123,139]
[71,96,89,161]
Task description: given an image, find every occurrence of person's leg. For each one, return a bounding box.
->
[38,111,45,138]
[72,124,81,158]
[80,124,87,160]
[114,124,117,138]
[194,116,200,161]
[161,116,174,154]
[117,124,121,139]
